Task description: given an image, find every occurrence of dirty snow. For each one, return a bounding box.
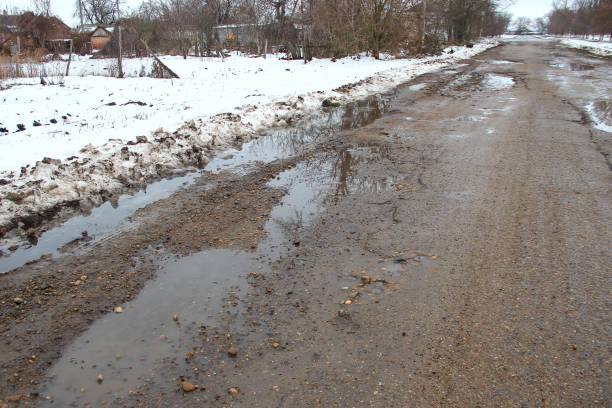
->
[560,38,612,57]
[482,73,515,90]
[586,102,612,133]
[0,39,498,233]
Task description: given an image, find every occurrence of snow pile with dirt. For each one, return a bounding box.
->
[560,38,612,56]
[0,39,498,235]
[586,101,612,133]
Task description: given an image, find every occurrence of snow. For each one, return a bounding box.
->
[560,38,612,57]
[586,102,612,133]
[482,73,515,90]
[0,39,498,231]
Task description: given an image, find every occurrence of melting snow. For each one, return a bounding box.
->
[482,74,515,90]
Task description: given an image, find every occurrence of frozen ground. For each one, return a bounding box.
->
[0,40,498,235]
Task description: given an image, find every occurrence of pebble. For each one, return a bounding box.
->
[13,297,24,304]
[361,275,372,284]
[97,374,104,383]
[228,387,239,395]
[114,306,123,313]
[173,314,179,321]
[181,381,195,392]
[7,395,22,402]
[228,346,238,357]
[344,300,352,305]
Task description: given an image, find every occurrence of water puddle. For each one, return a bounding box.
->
[551,61,595,71]
[40,249,261,407]
[40,141,395,406]
[0,171,201,274]
[260,143,395,259]
[206,93,393,174]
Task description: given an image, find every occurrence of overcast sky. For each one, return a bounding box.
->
[2,0,555,28]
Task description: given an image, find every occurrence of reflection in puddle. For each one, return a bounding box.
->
[206,93,393,174]
[551,61,595,71]
[40,249,261,407]
[0,171,201,274]
[261,144,395,259]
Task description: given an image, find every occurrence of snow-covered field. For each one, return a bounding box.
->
[0,40,498,234]
[559,37,612,57]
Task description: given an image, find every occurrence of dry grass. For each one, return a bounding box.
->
[0,52,65,80]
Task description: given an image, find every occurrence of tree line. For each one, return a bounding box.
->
[547,0,612,38]
[74,0,510,59]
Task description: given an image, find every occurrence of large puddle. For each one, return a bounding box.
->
[39,139,396,406]
[0,92,393,275]
[0,171,201,274]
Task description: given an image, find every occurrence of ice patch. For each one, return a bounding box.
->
[482,74,515,90]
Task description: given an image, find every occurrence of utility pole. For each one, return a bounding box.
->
[116,0,123,78]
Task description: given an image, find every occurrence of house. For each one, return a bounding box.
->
[0,11,72,54]
[76,24,114,51]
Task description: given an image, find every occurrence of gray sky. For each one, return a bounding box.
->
[3,0,554,28]
[506,0,554,19]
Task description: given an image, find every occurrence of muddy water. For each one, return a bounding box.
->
[0,171,201,274]
[40,249,260,407]
[206,93,393,174]
[39,112,400,406]
[0,93,394,276]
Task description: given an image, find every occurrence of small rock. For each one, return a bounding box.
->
[361,275,372,284]
[181,381,195,392]
[50,118,57,124]
[8,245,19,252]
[114,306,123,313]
[8,395,22,402]
[97,374,104,383]
[80,387,86,392]
[13,297,24,304]
[344,300,352,305]
[80,275,88,281]
[228,346,238,357]
[33,120,42,127]
[228,387,239,395]
[16,124,25,131]
[293,239,301,246]
[173,314,179,321]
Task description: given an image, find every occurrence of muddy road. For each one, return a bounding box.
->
[1,40,610,407]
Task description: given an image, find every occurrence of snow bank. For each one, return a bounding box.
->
[560,38,612,57]
[0,39,498,236]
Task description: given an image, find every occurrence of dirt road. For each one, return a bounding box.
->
[1,40,610,407]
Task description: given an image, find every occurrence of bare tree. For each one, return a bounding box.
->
[513,16,531,34]
[32,0,52,16]
[80,0,117,25]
